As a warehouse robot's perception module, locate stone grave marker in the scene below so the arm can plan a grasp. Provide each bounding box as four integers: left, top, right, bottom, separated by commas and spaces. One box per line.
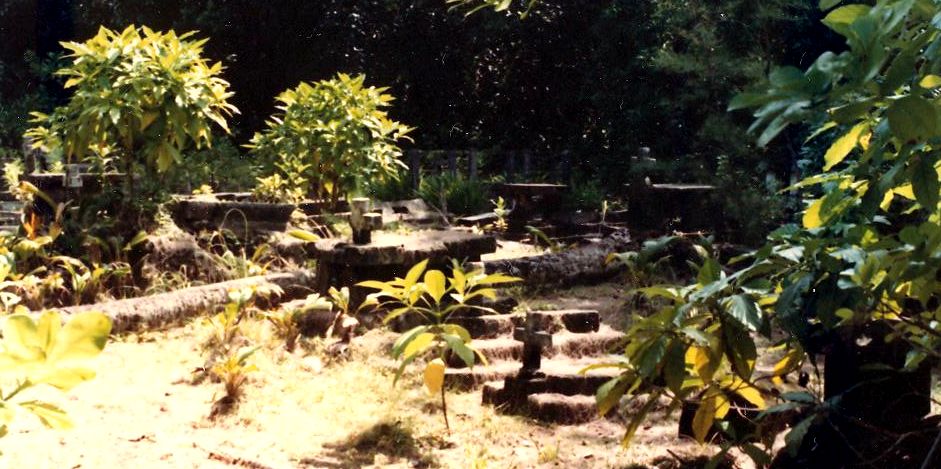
513, 313, 553, 378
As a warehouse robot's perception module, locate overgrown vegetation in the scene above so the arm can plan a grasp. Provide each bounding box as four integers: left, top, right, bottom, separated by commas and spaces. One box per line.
248, 74, 413, 207
597, 1, 941, 466
359, 259, 519, 433
0, 311, 111, 441
24, 25, 237, 218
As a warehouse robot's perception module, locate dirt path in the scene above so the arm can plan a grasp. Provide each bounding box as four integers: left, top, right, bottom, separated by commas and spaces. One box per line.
4, 284, 711, 468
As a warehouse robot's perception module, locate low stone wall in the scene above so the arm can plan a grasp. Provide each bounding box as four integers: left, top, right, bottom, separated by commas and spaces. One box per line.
481, 230, 632, 288
52, 270, 316, 334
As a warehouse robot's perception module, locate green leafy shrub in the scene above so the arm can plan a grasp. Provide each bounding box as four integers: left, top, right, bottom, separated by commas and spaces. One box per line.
364, 175, 415, 202
248, 73, 413, 207
359, 260, 520, 433
0, 311, 111, 440
561, 179, 604, 212
596, 1, 941, 465
417, 174, 490, 216
252, 174, 304, 204
24, 25, 237, 197
170, 137, 258, 193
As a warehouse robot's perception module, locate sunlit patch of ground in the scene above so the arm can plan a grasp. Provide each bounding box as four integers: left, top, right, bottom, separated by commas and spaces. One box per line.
3, 284, 715, 468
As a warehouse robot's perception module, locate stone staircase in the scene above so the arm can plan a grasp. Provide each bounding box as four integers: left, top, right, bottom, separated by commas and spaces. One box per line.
0, 192, 23, 234
445, 308, 626, 424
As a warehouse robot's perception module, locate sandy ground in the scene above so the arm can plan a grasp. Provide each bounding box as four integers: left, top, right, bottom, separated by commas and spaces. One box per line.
1, 280, 717, 469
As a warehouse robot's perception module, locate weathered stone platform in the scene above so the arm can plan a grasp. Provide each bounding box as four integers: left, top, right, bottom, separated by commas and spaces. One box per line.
444, 308, 626, 424
308, 230, 497, 307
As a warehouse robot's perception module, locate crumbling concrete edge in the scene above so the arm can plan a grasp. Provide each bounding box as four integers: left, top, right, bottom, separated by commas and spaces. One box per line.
47, 270, 316, 334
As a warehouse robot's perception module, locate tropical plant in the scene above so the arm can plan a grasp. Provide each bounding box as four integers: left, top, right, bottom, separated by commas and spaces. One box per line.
264, 293, 332, 352
23, 25, 237, 201
489, 196, 509, 233
594, 1, 941, 465
252, 174, 304, 204
210, 346, 259, 400
358, 259, 520, 433
206, 287, 255, 348
0, 311, 111, 442
247, 73, 413, 207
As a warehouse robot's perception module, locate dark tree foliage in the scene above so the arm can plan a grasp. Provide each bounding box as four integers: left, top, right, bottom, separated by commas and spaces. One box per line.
0, 0, 838, 235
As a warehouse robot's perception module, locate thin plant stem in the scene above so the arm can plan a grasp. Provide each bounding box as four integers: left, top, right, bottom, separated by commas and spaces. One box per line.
441, 384, 451, 435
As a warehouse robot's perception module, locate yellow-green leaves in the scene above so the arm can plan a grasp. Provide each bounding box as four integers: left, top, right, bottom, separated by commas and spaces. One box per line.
0, 311, 111, 370
821, 5, 871, 37
423, 358, 446, 396
424, 270, 447, 303
248, 73, 412, 202
920, 75, 941, 89
802, 197, 825, 229
823, 122, 868, 170
0, 311, 110, 435
25, 25, 237, 173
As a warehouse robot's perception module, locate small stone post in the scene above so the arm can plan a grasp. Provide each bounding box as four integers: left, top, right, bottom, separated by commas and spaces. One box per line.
350, 198, 382, 245
513, 313, 553, 378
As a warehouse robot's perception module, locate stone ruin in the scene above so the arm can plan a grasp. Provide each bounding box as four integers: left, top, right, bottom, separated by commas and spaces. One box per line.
445, 308, 625, 424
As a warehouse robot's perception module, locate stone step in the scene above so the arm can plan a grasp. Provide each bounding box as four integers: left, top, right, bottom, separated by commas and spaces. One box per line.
451, 313, 518, 339
0, 225, 18, 234
446, 357, 620, 391
449, 326, 624, 368
527, 309, 601, 334
526, 393, 599, 425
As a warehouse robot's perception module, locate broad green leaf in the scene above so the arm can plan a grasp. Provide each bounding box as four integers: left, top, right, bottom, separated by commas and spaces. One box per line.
822, 5, 871, 37
802, 197, 825, 229
423, 358, 445, 396
402, 332, 435, 360
596, 376, 630, 417
440, 324, 472, 343
686, 346, 718, 383
424, 270, 447, 303
33, 367, 97, 391
692, 394, 716, 443
723, 295, 762, 332
35, 311, 62, 352
786, 415, 816, 456
621, 391, 661, 447
663, 340, 687, 395
723, 322, 757, 378
1, 315, 43, 362
392, 327, 428, 358
823, 122, 867, 170
920, 75, 941, 88
404, 260, 429, 289
287, 229, 320, 242
19, 401, 73, 429
697, 258, 721, 285
887, 95, 939, 142
912, 154, 940, 209
726, 377, 765, 409
475, 273, 522, 285
357, 280, 396, 293
442, 333, 475, 368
